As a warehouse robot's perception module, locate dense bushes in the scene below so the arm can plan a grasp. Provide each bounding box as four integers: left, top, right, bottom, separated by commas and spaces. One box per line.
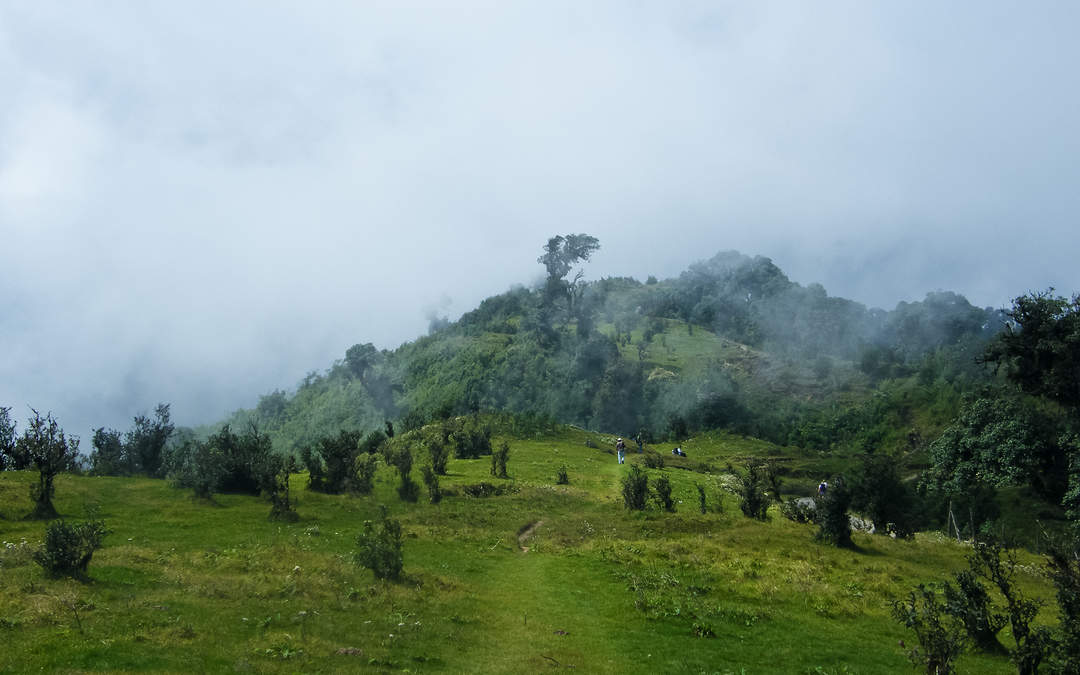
301, 430, 365, 494
622, 466, 649, 510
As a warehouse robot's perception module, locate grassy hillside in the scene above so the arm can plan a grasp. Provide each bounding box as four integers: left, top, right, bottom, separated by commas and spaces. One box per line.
0, 425, 1055, 673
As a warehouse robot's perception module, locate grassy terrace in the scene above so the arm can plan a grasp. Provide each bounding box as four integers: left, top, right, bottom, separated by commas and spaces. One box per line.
0, 428, 1055, 673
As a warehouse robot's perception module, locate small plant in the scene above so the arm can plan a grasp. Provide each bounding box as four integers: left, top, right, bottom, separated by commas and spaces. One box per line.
391, 448, 419, 502
653, 475, 675, 512
556, 466, 569, 485
354, 453, 377, 495
421, 465, 442, 504
266, 455, 299, 522
942, 570, 1006, 653
643, 451, 665, 469
738, 463, 770, 520
427, 437, 449, 475
621, 465, 649, 511
353, 506, 403, 581
33, 518, 109, 579
584, 438, 598, 449
491, 441, 509, 479
697, 483, 707, 514
780, 498, 816, 524
892, 584, 965, 675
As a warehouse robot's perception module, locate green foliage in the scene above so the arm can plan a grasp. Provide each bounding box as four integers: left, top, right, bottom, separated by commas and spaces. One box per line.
426, 436, 449, 475
983, 290, 1080, 412
967, 542, 1052, 675
943, 570, 1007, 653
491, 441, 509, 479
353, 506, 403, 581
780, 498, 816, 524
167, 437, 224, 500
421, 465, 441, 504
33, 518, 109, 579
621, 465, 649, 511
265, 455, 298, 522
738, 463, 770, 520
0, 406, 16, 471
391, 447, 418, 502
556, 465, 569, 485
929, 394, 1068, 502
1045, 539, 1080, 674
851, 452, 915, 538
815, 478, 853, 547
17, 409, 79, 519
353, 453, 377, 495
89, 427, 127, 476
301, 430, 364, 494
892, 584, 965, 674
643, 451, 665, 469
451, 416, 492, 459
213, 424, 274, 495
125, 404, 174, 478
697, 483, 707, 514
652, 475, 674, 512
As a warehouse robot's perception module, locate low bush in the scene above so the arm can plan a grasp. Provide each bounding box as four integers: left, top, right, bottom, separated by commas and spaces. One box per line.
491, 441, 510, 478
556, 466, 569, 485
354, 453, 377, 495
353, 506, 403, 581
653, 475, 675, 512
462, 482, 516, 498
622, 465, 649, 511
421, 465, 442, 504
643, 451, 665, 469
739, 463, 770, 520
780, 498, 815, 524
34, 518, 109, 579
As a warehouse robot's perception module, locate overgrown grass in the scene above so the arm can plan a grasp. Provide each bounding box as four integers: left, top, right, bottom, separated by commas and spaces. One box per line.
0, 427, 1057, 672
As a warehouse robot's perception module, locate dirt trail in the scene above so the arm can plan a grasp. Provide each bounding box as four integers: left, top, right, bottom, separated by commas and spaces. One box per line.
517, 520, 544, 553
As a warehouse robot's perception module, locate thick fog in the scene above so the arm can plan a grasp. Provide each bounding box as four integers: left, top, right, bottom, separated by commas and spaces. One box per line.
1, 2, 1078, 438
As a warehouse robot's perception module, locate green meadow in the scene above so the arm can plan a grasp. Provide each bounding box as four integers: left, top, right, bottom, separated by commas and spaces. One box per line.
0, 427, 1055, 673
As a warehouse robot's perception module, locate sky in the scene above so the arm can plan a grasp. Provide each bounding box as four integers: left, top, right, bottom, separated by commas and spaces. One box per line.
1, 2, 1078, 439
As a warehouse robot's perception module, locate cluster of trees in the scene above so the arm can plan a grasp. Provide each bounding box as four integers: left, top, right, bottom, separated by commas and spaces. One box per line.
88, 404, 174, 477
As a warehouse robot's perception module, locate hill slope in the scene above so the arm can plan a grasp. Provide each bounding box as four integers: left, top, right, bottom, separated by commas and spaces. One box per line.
0, 425, 1050, 673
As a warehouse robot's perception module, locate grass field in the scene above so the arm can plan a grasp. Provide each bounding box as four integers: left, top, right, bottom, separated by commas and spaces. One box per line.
0, 427, 1057, 673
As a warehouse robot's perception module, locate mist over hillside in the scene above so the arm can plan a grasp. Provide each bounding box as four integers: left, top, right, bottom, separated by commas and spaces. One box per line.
207, 247, 1004, 459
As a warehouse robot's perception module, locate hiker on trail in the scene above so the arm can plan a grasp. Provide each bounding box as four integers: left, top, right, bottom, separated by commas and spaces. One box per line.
671, 447, 686, 457
616, 438, 626, 464
635, 433, 644, 453
818, 480, 828, 497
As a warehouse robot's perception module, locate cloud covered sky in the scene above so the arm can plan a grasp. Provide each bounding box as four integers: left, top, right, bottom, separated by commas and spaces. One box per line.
1, 2, 1078, 438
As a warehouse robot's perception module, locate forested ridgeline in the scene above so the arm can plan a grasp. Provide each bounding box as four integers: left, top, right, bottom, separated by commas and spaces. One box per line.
215, 246, 1004, 459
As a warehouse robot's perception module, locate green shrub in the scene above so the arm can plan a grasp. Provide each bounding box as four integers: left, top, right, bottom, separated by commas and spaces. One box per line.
462, 482, 516, 498
739, 463, 770, 520
556, 466, 569, 485
354, 453, 377, 495
353, 506, 403, 581
697, 484, 707, 514
942, 570, 1006, 653
421, 465, 442, 504
815, 478, 853, 547
621, 465, 649, 511
391, 448, 419, 502
892, 584, 965, 675
452, 416, 492, 459
265, 455, 299, 522
301, 430, 363, 494
427, 437, 449, 475
33, 518, 109, 579
643, 451, 665, 469
780, 498, 815, 524
653, 475, 675, 512
491, 441, 509, 479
